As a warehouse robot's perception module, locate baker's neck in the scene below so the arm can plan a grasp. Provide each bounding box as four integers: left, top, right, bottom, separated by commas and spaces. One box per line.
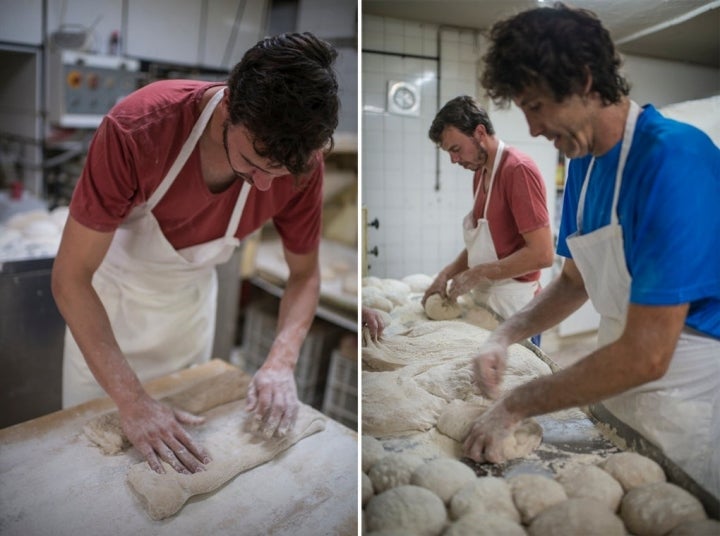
591, 97, 633, 157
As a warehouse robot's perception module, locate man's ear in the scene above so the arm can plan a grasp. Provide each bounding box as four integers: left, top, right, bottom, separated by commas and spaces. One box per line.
473, 123, 487, 142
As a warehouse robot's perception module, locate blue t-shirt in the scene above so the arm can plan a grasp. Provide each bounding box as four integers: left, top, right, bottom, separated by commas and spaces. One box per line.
557, 104, 720, 338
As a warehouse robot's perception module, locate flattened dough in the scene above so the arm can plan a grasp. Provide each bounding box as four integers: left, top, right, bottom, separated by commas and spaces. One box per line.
84, 368, 250, 454
436, 399, 543, 462
127, 403, 325, 520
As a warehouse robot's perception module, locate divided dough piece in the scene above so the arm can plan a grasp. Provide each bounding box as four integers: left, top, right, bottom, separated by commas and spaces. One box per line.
436, 399, 543, 462
600, 451, 666, 492
508, 473, 568, 524
620, 482, 708, 536
528, 498, 625, 536
449, 476, 520, 522
365, 485, 447, 536
409, 458, 477, 503
555, 463, 624, 512
368, 453, 425, 494
424, 293, 461, 320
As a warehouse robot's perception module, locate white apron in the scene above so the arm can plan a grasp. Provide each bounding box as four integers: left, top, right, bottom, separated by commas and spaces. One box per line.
62, 89, 252, 407
566, 101, 720, 498
463, 141, 539, 320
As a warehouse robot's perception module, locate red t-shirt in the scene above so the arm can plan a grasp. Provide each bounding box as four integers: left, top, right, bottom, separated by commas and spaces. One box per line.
471, 146, 549, 282
70, 80, 322, 254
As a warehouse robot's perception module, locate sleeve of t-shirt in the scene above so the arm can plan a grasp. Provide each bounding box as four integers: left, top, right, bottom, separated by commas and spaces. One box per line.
272, 159, 324, 255
69, 116, 140, 232
507, 160, 550, 234
627, 132, 720, 305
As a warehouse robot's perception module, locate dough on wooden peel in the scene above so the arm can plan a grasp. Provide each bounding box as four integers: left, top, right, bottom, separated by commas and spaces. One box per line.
424, 293, 461, 320
620, 482, 707, 536
507, 473, 567, 524
599, 451, 666, 492
528, 498, 625, 536
444, 511, 526, 536
436, 399, 543, 462
84, 368, 250, 454
127, 404, 325, 520
555, 463, 624, 511
365, 485, 447, 536
409, 458, 477, 503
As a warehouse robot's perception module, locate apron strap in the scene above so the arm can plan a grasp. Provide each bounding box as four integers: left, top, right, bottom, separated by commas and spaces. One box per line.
481, 140, 505, 219
147, 89, 225, 209
225, 181, 252, 238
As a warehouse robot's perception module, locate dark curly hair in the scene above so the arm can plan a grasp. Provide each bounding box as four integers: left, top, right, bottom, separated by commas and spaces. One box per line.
428, 95, 495, 144
227, 32, 339, 175
480, 2, 629, 107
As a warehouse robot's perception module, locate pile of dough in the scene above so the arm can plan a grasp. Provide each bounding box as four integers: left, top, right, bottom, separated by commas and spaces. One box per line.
620, 482, 708, 535
424, 293, 462, 321
84, 368, 250, 455
365, 485, 447, 536
127, 404, 325, 520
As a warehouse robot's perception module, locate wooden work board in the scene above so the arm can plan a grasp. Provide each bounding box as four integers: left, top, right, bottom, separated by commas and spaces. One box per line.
0, 360, 358, 535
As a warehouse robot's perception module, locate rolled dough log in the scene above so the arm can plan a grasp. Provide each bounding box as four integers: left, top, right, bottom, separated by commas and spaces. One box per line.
127, 404, 325, 520
436, 399, 543, 462
424, 293, 461, 320
84, 368, 250, 454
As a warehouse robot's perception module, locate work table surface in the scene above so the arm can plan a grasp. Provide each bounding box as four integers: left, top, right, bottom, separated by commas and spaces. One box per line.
0, 360, 357, 536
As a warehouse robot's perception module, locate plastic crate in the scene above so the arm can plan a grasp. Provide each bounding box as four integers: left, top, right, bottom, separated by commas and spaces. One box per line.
241, 295, 342, 408
322, 348, 358, 429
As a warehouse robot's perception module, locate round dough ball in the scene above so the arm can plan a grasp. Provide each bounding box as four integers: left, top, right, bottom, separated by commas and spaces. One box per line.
449, 476, 520, 522
402, 273, 434, 293
444, 511, 526, 536
362, 471, 374, 506
362, 435, 387, 473
410, 458, 477, 504
368, 453, 425, 494
600, 452, 666, 492
365, 485, 447, 536
556, 463, 624, 511
424, 293, 462, 320
621, 482, 707, 536
508, 473, 568, 524
667, 519, 720, 536
529, 498, 625, 536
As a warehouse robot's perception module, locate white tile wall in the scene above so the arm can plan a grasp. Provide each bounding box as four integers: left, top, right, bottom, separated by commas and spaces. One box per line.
361, 14, 558, 282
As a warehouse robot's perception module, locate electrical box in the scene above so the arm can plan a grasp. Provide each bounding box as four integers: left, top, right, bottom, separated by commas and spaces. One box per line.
48, 50, 141, 128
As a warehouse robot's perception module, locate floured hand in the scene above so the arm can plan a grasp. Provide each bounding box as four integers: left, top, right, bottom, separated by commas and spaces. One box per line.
119, 395, 210, 475
472, 341, 508, 399
463, 398, 520, 463
422, 272, 449, 305
246, 365, 299, 439
447, 268, 490, 300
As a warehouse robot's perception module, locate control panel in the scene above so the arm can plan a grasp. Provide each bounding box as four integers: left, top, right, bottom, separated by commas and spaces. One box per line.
48, 50, 142, 128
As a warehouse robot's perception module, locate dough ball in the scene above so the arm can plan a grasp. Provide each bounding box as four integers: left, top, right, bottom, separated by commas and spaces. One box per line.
362, 435, 387, 473
365, 485, 447, 536
444, 511, 526, 536
368, 453, 425, 494
667, 519, 720, 536
362, 276, 383, 288
508, 473, 568, 524
600, 451, 666, 492
436, 400, 543, 462
449, 476, 520, 522
378, 278, 411, 306
424, 293, 461, 320
620, 482, 707, 536
528, 498, 625, 536
362, 287, 394, 312
556, 463, 624, 511
362, 471, 374, 506
402, 273, 434, 293
409, 458, 477, 504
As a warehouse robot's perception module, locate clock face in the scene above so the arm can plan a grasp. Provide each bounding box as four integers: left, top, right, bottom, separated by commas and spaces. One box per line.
393, 86, 417, 110
388, 81, 420, 116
